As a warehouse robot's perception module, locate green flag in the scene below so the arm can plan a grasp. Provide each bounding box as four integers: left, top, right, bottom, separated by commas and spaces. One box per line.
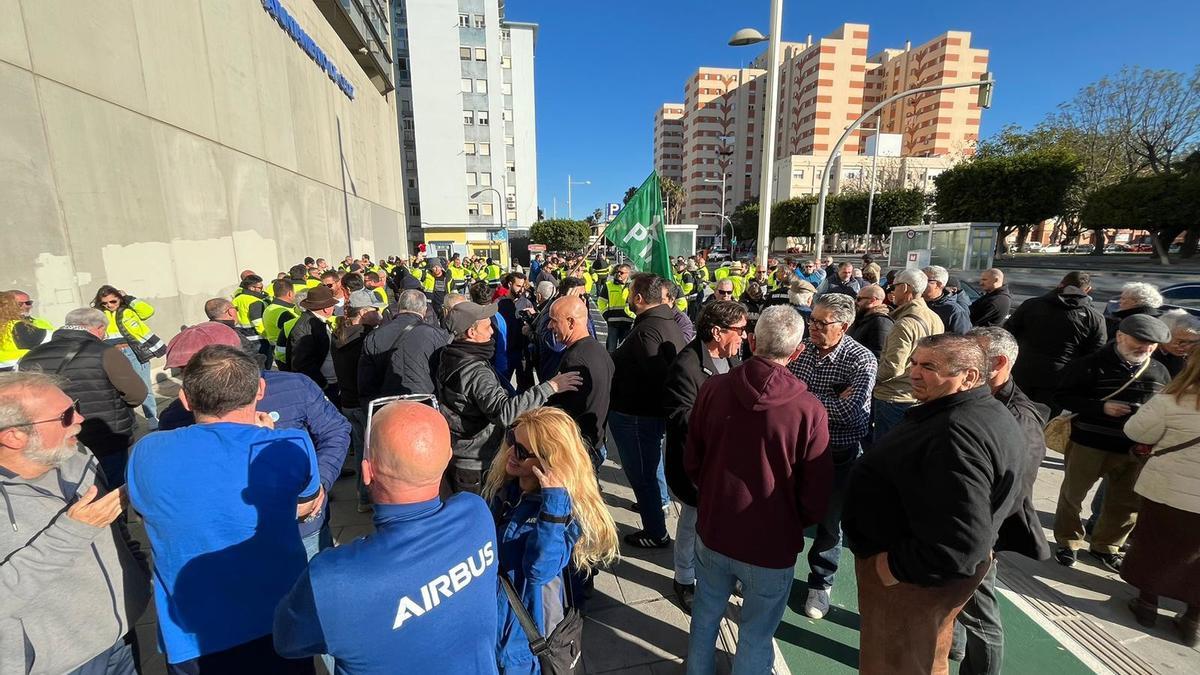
603, 171, 672, 279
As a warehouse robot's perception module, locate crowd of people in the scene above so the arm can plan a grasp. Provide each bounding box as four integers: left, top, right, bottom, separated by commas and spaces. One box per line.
1, 248, 1198, 675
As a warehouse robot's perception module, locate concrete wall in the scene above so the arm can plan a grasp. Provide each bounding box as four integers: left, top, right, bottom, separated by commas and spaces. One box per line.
508, 23, 538, 231
0, 0, 406, 338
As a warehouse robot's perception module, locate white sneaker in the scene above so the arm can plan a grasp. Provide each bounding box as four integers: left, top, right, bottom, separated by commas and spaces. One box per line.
804, 588, 830, 619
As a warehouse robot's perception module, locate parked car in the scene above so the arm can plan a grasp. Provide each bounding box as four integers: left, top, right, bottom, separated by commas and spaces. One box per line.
1104, 243, 1132, 253
1021, 242, 1043, 253
1105, 281, 1200, 319
1132, 243, 1153, 253
1075, 244, 1095, 254
708, 248, 731, 262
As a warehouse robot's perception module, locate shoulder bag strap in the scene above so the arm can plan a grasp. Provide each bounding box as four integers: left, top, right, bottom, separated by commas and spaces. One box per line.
500, 575, 549, 656
1100, 358, 1151, 402
1149, 433, 1200, 459
53, 342, 90, 375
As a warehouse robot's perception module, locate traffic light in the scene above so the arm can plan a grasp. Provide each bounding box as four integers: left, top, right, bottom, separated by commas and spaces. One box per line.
977, 71, 994, 109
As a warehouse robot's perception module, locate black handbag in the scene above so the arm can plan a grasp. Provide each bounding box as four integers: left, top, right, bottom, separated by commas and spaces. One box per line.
500, 573, 584, 675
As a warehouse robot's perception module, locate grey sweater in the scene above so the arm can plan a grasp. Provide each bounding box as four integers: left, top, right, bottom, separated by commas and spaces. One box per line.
0, 450, 149, 674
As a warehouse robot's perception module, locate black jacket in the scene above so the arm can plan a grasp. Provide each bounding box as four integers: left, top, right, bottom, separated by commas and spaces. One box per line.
331, 324, 371, 409
1104, 305, 1162, 342
286, 312, 333, 389
1055, 343, 1171, 453
992, 379, 1052, 560
358, 312, 450, 402
1005, 289, 1106, 407
843, 387, 1025, 586
848, 307, 893, 358
663, 338, 741, 506
20, 329, 147, 457
610, 304, 687, 418
970, 286, 1012, 327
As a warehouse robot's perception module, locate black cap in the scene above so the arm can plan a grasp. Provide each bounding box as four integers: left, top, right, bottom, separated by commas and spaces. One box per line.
1118, 314, 1171, 343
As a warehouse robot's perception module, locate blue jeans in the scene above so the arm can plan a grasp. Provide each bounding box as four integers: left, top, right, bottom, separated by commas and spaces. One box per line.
608, 411, 669, 539
120, 348, 158, 426
68, 637, 137, 675
872, 398, 913, 443
687, 538, 792, 675
951, 560, 1003, 674
674, 502, 699, 585
807, 444, 860, 590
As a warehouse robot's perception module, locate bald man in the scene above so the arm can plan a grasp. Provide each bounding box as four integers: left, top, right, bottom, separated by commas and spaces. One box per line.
547, 296, 615, 465
274, 402, 500, 674
849, 284, 894, 358
970, 268, 1012, 328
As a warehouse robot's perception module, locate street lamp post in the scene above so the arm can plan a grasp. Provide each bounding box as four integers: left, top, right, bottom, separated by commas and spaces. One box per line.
864, 113, 881, 248
567, 175, 590, 220
700, 211, 733, 247
729, 0, 783, 269
813, 74, 994, 258
471, 186, 507, 267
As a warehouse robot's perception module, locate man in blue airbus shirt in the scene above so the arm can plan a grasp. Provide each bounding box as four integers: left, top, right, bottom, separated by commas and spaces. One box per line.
127, 345, 322, 672
274, 400, 500, 674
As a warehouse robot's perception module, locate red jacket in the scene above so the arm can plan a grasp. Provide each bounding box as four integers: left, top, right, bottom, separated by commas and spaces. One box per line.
684, 356, 832, 568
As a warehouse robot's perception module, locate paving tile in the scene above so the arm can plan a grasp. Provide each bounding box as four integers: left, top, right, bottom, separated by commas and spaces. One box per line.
583, 598, 693, 673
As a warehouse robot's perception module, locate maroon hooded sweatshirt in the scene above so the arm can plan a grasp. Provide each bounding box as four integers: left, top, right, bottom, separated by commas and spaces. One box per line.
684, 356, 832, 568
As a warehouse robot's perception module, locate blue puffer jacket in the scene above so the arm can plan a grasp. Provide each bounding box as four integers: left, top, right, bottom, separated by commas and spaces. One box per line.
492, 484, 581, 673
157, 369, 350, 538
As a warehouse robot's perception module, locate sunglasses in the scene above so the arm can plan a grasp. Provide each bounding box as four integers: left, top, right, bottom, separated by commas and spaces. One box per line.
505, 426, 534, 461
19, 300, 33, 306
719, 324, 747, 336
101, 299, 120, 306
716, 290, 733, 297
0, 401, 79, 432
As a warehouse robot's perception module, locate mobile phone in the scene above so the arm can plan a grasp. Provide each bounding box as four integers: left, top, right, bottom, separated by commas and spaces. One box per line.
364, 394, 441, 459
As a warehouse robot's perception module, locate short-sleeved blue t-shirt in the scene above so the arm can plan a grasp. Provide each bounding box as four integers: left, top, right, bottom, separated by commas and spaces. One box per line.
127, 422, 320, 663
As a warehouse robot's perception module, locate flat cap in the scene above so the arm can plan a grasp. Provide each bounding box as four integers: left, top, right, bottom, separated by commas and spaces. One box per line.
1118, 314, 1171, 344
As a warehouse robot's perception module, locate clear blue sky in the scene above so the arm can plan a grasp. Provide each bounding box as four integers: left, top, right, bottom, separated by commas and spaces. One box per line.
506, 0, 1198, 219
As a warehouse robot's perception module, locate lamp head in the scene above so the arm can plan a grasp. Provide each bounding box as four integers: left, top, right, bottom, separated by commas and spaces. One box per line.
729, 28, 767, 46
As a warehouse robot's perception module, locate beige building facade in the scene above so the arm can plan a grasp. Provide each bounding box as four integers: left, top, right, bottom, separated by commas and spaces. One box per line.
1, 0, 406, 334
654, 23, 988, 234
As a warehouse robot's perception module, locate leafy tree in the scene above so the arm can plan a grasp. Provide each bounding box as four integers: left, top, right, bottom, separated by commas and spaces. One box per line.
730, 200, 759, 242
529, 219, 591, 252
1082, 152, 1200, 257
622, 186, 638, 205
660, 176, 686, 224
771, 197, 819, 239
934, 151, 1081, 253
827, 189, 926, 236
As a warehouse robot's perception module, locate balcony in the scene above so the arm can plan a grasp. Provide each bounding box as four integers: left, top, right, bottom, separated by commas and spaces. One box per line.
314, 0, 395, 95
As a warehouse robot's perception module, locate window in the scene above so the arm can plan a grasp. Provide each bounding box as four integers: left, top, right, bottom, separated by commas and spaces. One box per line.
506, 160, 515, 173
476, 79, 488, 94
481, 202, 494, 216
480, 172, 492, 186
458, 14, 470, 27
468, 203, 480, 216
464, 142, 476, 155
501, 82, 512, 96
459, 47, 471, 60
504, 135, 514, 146
502, 109, 513, 122
461, 78, 472, 93
407, 178, 416, 189
475, 48, 486, 61
463, 111, 474, 125
478, 111, 490, 126
507, 209, 517, 221
409, 202, 420, 216
473, 14, 485, 28
397, 57, 408, 73
479, 143, 491, 156
466, 172, 477, 186
792, 170, 805, 180
402, 117, 414, 130
501, 56, 511, 68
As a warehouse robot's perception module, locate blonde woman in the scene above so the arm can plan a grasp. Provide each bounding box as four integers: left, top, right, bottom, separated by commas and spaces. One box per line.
483, 407, 618, 674
1122, 350, 1200, 647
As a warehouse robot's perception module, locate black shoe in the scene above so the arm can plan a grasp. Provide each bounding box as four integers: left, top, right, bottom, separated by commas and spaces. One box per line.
1089, 550, 1124, 573
1055, 546, 1077, 567
673, 581, 695, 614
623, 531, 671, 549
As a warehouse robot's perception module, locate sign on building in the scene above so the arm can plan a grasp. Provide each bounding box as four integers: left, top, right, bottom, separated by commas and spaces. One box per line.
865, 133, 902, 158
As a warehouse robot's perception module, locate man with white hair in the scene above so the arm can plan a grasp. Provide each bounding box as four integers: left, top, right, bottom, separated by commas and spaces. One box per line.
358, 289, 449, 403
788, 279, 818, 321
922, 265, 971, 334
872, 269, 944, 440
1105, 281, 1164, 339
19, 308, 148, 487
685, 305, 832, 673
1155, 309, 1200, 376
0, 372, 149, 675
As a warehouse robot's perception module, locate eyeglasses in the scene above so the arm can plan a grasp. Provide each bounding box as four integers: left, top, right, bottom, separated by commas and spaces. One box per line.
0, 401, 79, 432
808, 318, 845, 329
505, 426, 534, 461
718, 324, 748, 336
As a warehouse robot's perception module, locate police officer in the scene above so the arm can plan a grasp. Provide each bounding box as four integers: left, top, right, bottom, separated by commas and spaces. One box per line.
597, 264, 634, 352
232, 275, 271, 369
262, 279, 301, 369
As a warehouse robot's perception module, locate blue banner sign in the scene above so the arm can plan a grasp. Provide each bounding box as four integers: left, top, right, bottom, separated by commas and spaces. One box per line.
261, 0, 355, 100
